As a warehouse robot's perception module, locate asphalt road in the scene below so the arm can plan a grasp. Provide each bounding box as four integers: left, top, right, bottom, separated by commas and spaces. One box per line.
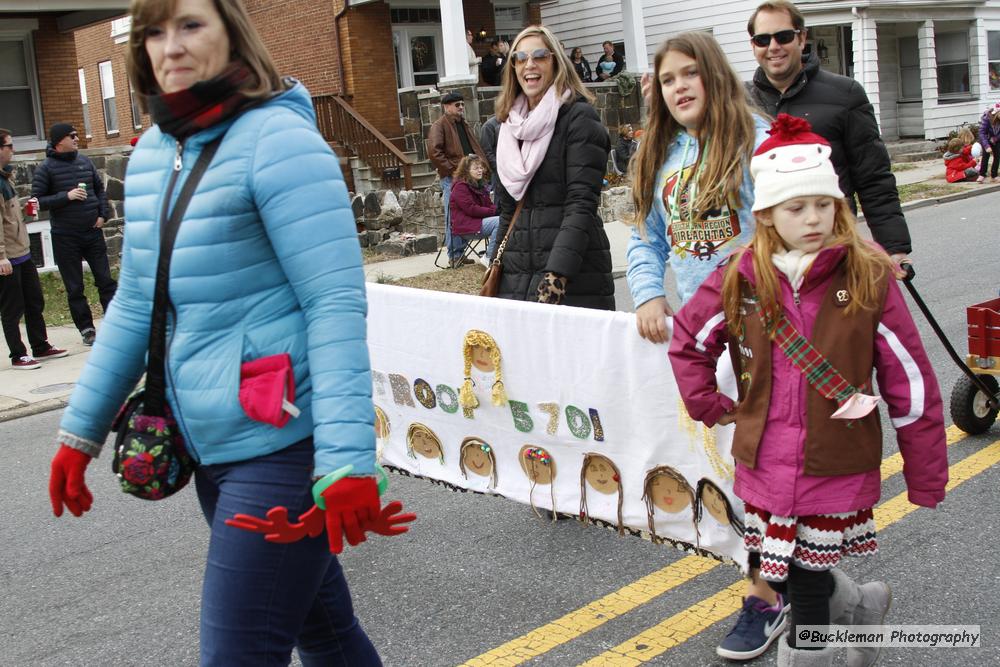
2, 192, 999, 666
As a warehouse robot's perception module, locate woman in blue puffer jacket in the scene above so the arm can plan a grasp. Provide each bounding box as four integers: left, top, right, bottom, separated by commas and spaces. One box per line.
46, 1, 397, 664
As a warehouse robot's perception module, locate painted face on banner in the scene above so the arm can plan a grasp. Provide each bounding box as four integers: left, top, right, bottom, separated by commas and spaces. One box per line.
462, 439, 493, 478
409, 426, 443, 460
519, 446, 556, 484
584, 456, 619, 495
702, 484, 731, 525
471, 344, 495, 372
374, 405, 390, 439
650, 474, 691, 513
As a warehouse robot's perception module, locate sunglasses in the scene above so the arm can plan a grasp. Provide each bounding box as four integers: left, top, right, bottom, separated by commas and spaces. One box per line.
751, 29, 801, 48
512, 48, 552, 65
0, 143, 12, 149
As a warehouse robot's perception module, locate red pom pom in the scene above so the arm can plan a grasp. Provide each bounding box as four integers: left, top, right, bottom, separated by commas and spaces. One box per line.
768, 113, 813, 140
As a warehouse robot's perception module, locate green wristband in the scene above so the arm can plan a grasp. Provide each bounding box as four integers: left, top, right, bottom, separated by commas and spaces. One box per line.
311, 463, 390, 510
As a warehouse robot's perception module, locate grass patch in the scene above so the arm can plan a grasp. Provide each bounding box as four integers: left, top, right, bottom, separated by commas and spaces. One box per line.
891, 162, 919, 172
362, 246, 401, 264
386, 263, 484, 296
40, 268, 119, 327
896, 182, 964, 204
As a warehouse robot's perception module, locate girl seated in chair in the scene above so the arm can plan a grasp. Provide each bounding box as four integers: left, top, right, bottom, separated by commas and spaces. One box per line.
449, 154, 500, 267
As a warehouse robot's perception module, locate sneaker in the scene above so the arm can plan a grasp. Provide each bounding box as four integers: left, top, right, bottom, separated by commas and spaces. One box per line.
81, 328, 96, 346
716, 595, 789, 661
34, 347, 68, 360
12, 355, 40, 370
449, 256, 475, 269
977, 175, 985, 183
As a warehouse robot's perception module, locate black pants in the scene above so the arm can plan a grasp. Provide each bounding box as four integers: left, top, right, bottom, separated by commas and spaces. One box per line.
765, 564, 834, 649
0, 259, 49, 359
980, 143, 1000, 178
51, 229, 117, 333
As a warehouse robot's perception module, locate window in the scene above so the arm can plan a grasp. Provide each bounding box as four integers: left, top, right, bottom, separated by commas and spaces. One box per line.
0, 39, 38, 137
110, 17, 131, 44
78, 69, 92, 137
898, 36, 920, 99
989, 31, 1000, 90
935, 31, 970, 96
389, 8, 441, 23
98, 61, 118, 134
130, 85, 142, 130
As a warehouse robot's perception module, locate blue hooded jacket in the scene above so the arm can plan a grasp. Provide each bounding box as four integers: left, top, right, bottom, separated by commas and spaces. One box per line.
58, 82, 375, 477
626, 114, 770, 308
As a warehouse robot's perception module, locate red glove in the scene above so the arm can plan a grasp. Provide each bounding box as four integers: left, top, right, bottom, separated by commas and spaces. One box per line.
225, 501, 416, 544
226, 505, 326, 543
367, 501, 417, 537
49, 445, 94, 517
321, 476, 379, 554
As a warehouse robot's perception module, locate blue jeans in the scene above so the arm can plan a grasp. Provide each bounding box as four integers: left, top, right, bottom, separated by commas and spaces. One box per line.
468, 215, 500, 261
195, 438, 381, 667
441, 176, 464, 260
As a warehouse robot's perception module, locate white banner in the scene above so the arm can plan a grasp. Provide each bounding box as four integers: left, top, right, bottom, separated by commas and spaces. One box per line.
368, 284, 747, 568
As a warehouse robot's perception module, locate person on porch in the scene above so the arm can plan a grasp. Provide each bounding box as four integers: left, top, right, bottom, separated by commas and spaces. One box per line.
427, 92, 488, 268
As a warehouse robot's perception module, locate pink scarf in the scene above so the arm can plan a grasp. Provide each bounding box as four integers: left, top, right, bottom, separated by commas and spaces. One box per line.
497, 87, 570, 200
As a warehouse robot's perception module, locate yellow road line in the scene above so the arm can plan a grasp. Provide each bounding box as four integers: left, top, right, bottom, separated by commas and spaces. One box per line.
462, 426, 970, 666
459, 556, 719, 667
583, 436, 1000, 665
879, 424, 965, 480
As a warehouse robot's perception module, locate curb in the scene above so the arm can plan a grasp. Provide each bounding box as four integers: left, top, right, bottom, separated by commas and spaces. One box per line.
0, 397, 68, 423
899, 183, 1000, 213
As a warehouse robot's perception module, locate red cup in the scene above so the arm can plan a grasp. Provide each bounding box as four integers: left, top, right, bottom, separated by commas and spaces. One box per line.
24, 198, 38, 217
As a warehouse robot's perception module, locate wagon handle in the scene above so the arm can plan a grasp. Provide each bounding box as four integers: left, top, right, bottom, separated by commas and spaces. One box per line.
902, 264, 1000, 411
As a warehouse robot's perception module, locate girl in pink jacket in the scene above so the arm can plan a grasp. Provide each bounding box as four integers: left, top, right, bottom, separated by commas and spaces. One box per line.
668, 115, 947, 667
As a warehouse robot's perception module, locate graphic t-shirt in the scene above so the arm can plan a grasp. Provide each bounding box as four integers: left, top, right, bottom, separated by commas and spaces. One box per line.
626, 115, 771, 307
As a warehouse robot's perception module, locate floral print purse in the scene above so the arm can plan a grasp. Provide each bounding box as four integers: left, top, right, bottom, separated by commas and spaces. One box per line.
110, 136, 223, 500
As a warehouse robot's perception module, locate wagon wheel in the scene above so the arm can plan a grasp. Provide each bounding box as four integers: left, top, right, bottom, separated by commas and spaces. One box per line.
950, 374, 1000, 435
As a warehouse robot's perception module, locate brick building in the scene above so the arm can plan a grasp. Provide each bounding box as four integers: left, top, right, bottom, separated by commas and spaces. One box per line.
57, 1, 536, 150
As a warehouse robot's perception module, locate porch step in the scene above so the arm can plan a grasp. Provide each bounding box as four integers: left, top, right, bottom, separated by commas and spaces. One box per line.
352, 157, 437, 191
886, 139, 940, 162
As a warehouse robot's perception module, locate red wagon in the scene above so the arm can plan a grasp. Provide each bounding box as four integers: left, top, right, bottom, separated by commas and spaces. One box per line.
951, 297, 1000, 434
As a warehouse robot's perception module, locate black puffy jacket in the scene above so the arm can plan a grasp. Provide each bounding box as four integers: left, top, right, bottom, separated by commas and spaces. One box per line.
749, 54, 911, 255
31, 148, 108, 235
495, 97, 615, 310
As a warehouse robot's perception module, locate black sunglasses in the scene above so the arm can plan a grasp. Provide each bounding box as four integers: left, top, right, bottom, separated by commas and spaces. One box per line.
0, 143, 12, 149
751, 29, 801, 48
511, 48, 552, 65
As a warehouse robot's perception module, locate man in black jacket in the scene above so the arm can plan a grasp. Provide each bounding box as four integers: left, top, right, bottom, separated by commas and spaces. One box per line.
480, 38, 507, 87
747, 0, 911, 264
31, 123, 116, 346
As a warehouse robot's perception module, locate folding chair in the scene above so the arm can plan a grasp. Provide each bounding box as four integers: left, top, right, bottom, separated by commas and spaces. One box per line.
434, 235, 489, 269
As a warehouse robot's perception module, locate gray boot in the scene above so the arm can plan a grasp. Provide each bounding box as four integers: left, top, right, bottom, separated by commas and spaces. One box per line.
776, 634, 837, 666
828, 569, 892, 667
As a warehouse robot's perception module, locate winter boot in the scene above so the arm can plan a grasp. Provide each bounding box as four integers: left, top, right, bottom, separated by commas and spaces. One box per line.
776, 634, 837, 666
828, 569, 892, 667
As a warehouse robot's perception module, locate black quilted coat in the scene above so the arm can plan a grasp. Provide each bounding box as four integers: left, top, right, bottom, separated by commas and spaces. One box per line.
748, 54, 911, 255
495, 97, 615, 310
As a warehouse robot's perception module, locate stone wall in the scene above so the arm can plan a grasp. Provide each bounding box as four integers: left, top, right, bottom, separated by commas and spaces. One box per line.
474, 80, 644, 131
351, 182, 636, 258
12, 150, 636, 266
11, 147, 129, 259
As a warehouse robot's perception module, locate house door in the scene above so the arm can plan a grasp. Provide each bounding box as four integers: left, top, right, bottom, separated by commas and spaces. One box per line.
896, 36, 924, 137
393, 27, 444, 89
